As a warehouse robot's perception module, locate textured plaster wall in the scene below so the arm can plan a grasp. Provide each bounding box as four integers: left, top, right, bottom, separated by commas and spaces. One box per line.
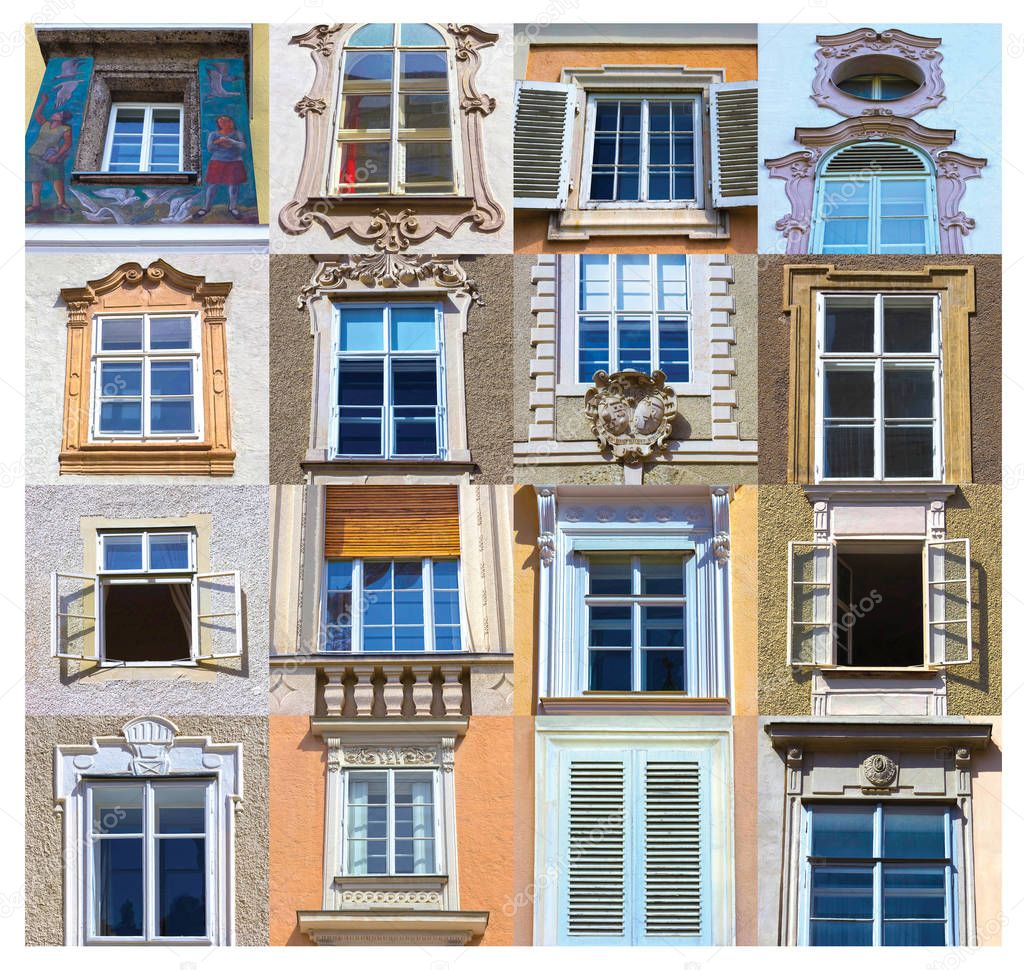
25, 714, 269, 946
269, 716, 324, 946
25, 484, 269, 714
25, 252, 269, 485
757, 255, 1002, 484
758, 23, 1001, 253
269, 23, 514, 254
757, 484, 1000, 715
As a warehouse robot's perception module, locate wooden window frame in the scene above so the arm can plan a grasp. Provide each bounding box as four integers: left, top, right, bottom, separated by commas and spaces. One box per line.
101, 102, 185, 175
59, 260, 234, 476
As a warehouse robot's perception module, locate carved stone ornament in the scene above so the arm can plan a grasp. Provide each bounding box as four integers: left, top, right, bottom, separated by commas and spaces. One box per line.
280, 23, 505, 250
812, 28, 945, 119
121, 716, 178, 776
861, 752, 899, 789
584, 370, 678, 463
342, 746, 437, 767
297, 254, 481, 309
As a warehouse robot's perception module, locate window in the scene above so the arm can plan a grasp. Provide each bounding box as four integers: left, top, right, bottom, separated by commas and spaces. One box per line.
332, 303, 445, 459
331, 23, 458, 196
88, 779, 211, 943
51, 528, 242, 664
92, 313, 202, 441
788, 537, 971, 668
343, 769, 438, 875
816, 293, 941, 481
812, 143, 938, 254
801, 803, 954, 947
585, 554, 689, 692
323, 558, 462, 653
836, 74, 920, 101
102, 103, 183, 174
583, 95, 700, 205
576, 255, 690, 384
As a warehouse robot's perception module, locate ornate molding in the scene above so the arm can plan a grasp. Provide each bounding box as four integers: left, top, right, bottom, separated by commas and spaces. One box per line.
342, 746, 437, 767
280, 23, 504, 249
121, 716, 178, 776
583, 370, 678, 463
812, 28, 945, 119
766, 116, 986, 255
860, 752, 899, 790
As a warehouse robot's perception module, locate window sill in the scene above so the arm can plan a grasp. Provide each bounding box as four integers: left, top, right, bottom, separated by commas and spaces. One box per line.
59, 443, 235, 476
811, 665, 939, 677
540, 693, 730, 715
549, 204, 728, 241
297, 909, 489, 946
72, 170, 199, 186
308, 194, 478, 215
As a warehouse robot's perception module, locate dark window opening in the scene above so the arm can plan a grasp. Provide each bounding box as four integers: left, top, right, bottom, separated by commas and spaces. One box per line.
103, 583, 192, 662
835, 550, 923, 667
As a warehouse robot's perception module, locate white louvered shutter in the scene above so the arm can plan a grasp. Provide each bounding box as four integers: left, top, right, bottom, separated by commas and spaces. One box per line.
561, 756, 628, 943
513, 80, 577, 209
709, 81, 758, 207
926, 538, 972, 666
788, 540, 835, 665
822, 141, 929, 175
640, 757, 704, 943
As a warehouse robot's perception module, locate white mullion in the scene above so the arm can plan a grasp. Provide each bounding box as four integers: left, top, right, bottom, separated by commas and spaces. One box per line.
144, 780, 155, 941
423, 558, 435, 650
631, 555, 642, 690
387, 770, 396, 876
140, 107, 154, 175
874, 294, 884, 480
353, 559, 364, 651
639, 98, 650, 202
649, 254, 660, 369
393, 48, 403, 193
610, 255, 619, 371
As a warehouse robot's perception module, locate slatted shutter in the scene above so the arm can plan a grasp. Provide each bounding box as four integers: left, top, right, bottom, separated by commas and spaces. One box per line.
640, 758, 703, 942
823, 141, 928, 175
788, 540, 835, 665
562, 756, 628, 943
323, 485, 460, 558
926, 538, 972, 665
513, 80, 577, 209
709, 81, 758, 207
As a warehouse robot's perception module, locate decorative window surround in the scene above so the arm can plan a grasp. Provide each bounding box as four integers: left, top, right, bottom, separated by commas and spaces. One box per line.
279, 24, 504, 252
297, 722, 489, 946
811, 29, 945, 119
764, 718, 991, 947
534, 485, 732, 713
298, 255, 478, 480
766, 117, 986, 255
533, 715, 734, 946
517, 255, 755, 480
54, 716, 243, 947
784, 263, 975, 485
59, 260, 234, 475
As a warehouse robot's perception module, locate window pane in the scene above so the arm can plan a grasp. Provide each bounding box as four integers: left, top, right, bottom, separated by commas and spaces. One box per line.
149, 316, 192, 350
578, 316, 609, 382
390, 306, 437, 351
394, 773, 435, 873
402, 141, 453, 192
99, 361, 143, 397
151, 401, 194, 434
644, 649, 684, 690
348, 23, 395, 46
150, 361, 192, 397
399, 23, 445, 46
149, 533, 190, 571
433, 559, 459, 588
338, 359, 384, 407
810, 865, 874, 918
821, 179, 870, 218
393, 409, 438, 454
395, 589, 424, 627
824, 300, 874, 353
809, 920, 873, 946
339, 308, 385, 352
595, 101, 618, 133
328, 560, 354, 591
884, 300, 933, 352
617, 168, 640, 202
149, 109, 181, 171
155, 784, 206, 834
884, 368, 933, 419
616, 255, 651, 311
96, 839, 144, 936
339, 94, 391, 131
589, 605, 632, 647
880, 218, 927, 250
882, 865, 947, 919
433, 589, 460, 626
589, 649, 631, 690
344, 51, 393, 86
400, 51, 448, 90
337, 141, 390, 193
158, 838, 206, 937
617, 317, 652, 372
589, 170, 615, 201
92, 785, 144, 834
883, 921, 947, 946
883, 808, 946, 859
338, 409, 383, 455
658, 317, 690, 382
641, 605, 684, 648
824, 369, 874, 418
365, 560, 393, 590
101, 317, 144, 351
325, 561, 353, 650
589, 557, 632, 595
109, 108, 145, 172
880, 179, 927, 217
103, 534, 144, 571
825, 427, 874, 478
392, 360, 437, 405
822, 217, 870, 252
885, 426, 933, 478
579, 255, 611, 311
656, 255, 687, 311
100, 401, 143, 434
640, 556, 685, 596
810, 806, 874, 858
401, 93, 450, 130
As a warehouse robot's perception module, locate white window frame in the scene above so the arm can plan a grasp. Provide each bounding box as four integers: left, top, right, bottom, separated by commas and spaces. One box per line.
572, 254, 692, 386
90, 312, 204, 443
85, 777, 215, 945
580, 93, 704, 209
320, 556, 465, 654
101, 103, 185, 174
814, 291, 943, 483
797, 802, 957, 947
327, 24, 464, 197
330, 302, 447, 461
340, 767, 441, 877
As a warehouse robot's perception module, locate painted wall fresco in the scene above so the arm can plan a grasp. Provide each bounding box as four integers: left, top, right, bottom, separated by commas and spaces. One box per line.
25, 56, 258, 226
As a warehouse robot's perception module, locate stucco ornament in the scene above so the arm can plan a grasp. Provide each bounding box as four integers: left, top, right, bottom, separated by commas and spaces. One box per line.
584, 370, 678, 463
861, 753, 899, 789
122, 716, 178, 776
343, 746, 437, 767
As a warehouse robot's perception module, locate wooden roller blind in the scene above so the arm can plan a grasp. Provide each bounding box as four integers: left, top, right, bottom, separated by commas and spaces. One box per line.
324, 485, 460, 558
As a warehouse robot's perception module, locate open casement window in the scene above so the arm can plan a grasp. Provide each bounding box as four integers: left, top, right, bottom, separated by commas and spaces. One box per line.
811, 143, 939, 255
330, 23, 460, 197
708, 81, 758, 207
788, 540, 835, 666
513, 80, 577, 208
926, 538, 972, 666
558, 749, 707, 946
799, 803, 955, 947
330, 303, 446, 460
816, 292, 942, 482
101, 103, 184, 174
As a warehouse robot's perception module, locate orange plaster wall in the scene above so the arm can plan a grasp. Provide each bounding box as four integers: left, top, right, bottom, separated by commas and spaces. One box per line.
269, 716, 325, 946
455, 716, 516, 945
971, 715, 1003, 945
731, 485, 758, 717
513, 485, 539, 716
512, 714, 537, 944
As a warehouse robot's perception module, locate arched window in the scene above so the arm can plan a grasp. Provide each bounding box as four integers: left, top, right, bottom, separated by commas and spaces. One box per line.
811, 141, 938, 254
330, 23, 459, 197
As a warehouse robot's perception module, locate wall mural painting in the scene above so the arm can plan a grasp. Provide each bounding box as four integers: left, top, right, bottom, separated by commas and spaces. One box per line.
25, 56, 258, 226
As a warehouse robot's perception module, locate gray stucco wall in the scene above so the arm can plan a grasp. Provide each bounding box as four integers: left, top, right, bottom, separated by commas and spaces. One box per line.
25, 485, 269, 715
25, 714, 269, 946
25, 252, 269, 485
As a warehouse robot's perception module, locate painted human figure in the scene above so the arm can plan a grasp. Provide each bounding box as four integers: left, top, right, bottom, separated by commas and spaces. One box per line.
26, 92, 73, 214
195, 115, 247, 219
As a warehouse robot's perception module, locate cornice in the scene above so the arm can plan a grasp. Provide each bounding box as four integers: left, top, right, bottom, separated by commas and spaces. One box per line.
764, 717, 992, 751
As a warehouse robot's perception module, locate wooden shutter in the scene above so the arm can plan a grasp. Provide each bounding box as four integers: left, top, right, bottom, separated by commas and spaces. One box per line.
51, 571, 98, 660
926, 538, 972, 665
324, 485, 460, 558
513, 80, 577, 209
565, 758, 627, 941
709, 81, 758, 207
788, 540, 835, 665
641, 759, 702, 940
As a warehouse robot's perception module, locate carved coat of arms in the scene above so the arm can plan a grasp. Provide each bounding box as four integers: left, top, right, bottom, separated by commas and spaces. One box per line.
583, 370, 677, 463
